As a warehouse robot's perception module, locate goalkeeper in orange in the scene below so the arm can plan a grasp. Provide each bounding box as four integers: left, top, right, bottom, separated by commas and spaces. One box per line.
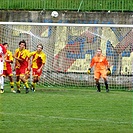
87, 48, 111, 92
29, 44, 46, 92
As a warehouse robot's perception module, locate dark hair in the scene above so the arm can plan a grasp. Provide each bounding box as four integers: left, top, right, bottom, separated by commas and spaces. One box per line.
2, 42, 8, 46
97, 48, 102, 52
19, 40, 26, 48
37, 44, 43, 49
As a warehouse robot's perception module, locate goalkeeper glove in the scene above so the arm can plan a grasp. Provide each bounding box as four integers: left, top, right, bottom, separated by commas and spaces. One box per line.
107, 68, 111, 76
87, 68, 91, 74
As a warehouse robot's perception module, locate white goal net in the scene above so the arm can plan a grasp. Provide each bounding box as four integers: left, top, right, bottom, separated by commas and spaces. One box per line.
0, 22, 133, 90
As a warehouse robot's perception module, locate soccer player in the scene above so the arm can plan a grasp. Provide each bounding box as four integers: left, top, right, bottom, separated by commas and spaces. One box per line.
29, 44, 46, 92
87, 48, 111, 92
23, 45, 31, 82
13, 40, 30, 93
2, 43, 16, 93
0, 43, 7, 94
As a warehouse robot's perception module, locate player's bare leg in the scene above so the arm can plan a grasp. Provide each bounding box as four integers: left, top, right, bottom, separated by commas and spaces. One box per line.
9, 76, 16, 93
0, 61, 4, 93
20, 76, 29, 94
31, 76, 39, 92
0, 75, 4, 94
16, 76, 21, 93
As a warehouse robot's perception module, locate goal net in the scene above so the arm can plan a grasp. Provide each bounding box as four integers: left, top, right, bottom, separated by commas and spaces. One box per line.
0, 22, 133, 90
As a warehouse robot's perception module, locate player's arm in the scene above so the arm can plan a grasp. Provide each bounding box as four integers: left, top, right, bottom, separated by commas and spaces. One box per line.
38, 63, 45, 71
87, 58, 95, 74
90, 58, 95, 68
3, 52, 7, 59
5, 59, 13, 63
40, 55, 46, 69
13, 49, 23, 62
104, 58, 110, 69
104, 57, 111, 75
26, 50, 31, 70
27, 57, 31, 71
14, 57, 23, 62
13, 53, 23, 62
27, 51, 35, 70
28, 51, 35, 58
15, 50, 27, 62
104, 57, 110, 68
2, 44, 7, 55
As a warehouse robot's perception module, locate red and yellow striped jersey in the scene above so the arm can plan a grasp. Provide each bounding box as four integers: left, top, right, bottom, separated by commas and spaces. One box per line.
4, 50, 13, 70
14, 48, 28, 68
29, 51, 46, 69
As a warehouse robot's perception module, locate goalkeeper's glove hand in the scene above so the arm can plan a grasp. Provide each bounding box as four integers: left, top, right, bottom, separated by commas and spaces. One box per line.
107, 68, 111, 76
87, 68, 91, 74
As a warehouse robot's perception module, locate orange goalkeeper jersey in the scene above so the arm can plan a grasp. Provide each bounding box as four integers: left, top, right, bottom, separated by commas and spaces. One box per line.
90, 54, 109, 71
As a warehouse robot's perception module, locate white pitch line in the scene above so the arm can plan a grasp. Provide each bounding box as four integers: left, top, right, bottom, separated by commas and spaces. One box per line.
0, 112, 132, 125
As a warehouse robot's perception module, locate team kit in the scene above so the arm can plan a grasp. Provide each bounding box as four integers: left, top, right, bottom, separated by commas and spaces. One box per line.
0, 40, 46, 94
0, 41, 111, 94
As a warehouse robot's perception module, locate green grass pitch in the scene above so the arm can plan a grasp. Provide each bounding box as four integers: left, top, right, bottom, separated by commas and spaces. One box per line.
0, 84, 133, 133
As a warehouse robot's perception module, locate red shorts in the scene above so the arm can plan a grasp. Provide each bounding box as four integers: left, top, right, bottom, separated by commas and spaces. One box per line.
32, 68, 42, 77
16, 66, 26, 76
3, 68, 13, 77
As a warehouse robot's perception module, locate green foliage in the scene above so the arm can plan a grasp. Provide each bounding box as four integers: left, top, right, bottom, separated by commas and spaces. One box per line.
0, 85, 132, 133
0, 0, 132, 11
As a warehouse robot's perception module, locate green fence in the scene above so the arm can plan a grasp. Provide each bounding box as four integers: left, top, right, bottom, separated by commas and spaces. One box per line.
0, 0, 132, 12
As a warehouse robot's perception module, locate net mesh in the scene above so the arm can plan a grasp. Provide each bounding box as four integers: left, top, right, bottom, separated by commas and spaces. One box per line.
0, 23, 133, 90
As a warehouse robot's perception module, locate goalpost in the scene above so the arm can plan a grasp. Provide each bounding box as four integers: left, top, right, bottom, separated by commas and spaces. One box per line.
0, 22, 133, 90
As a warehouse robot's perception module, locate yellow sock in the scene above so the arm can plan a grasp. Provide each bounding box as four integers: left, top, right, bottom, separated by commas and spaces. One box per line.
24, 82, 29, 88
32, 82, 36, 89
16, 81, 20, 90
10, 82, 14, 90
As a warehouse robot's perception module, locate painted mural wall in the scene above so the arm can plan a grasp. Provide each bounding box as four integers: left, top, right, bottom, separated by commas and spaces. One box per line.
0, 11, 133, 75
